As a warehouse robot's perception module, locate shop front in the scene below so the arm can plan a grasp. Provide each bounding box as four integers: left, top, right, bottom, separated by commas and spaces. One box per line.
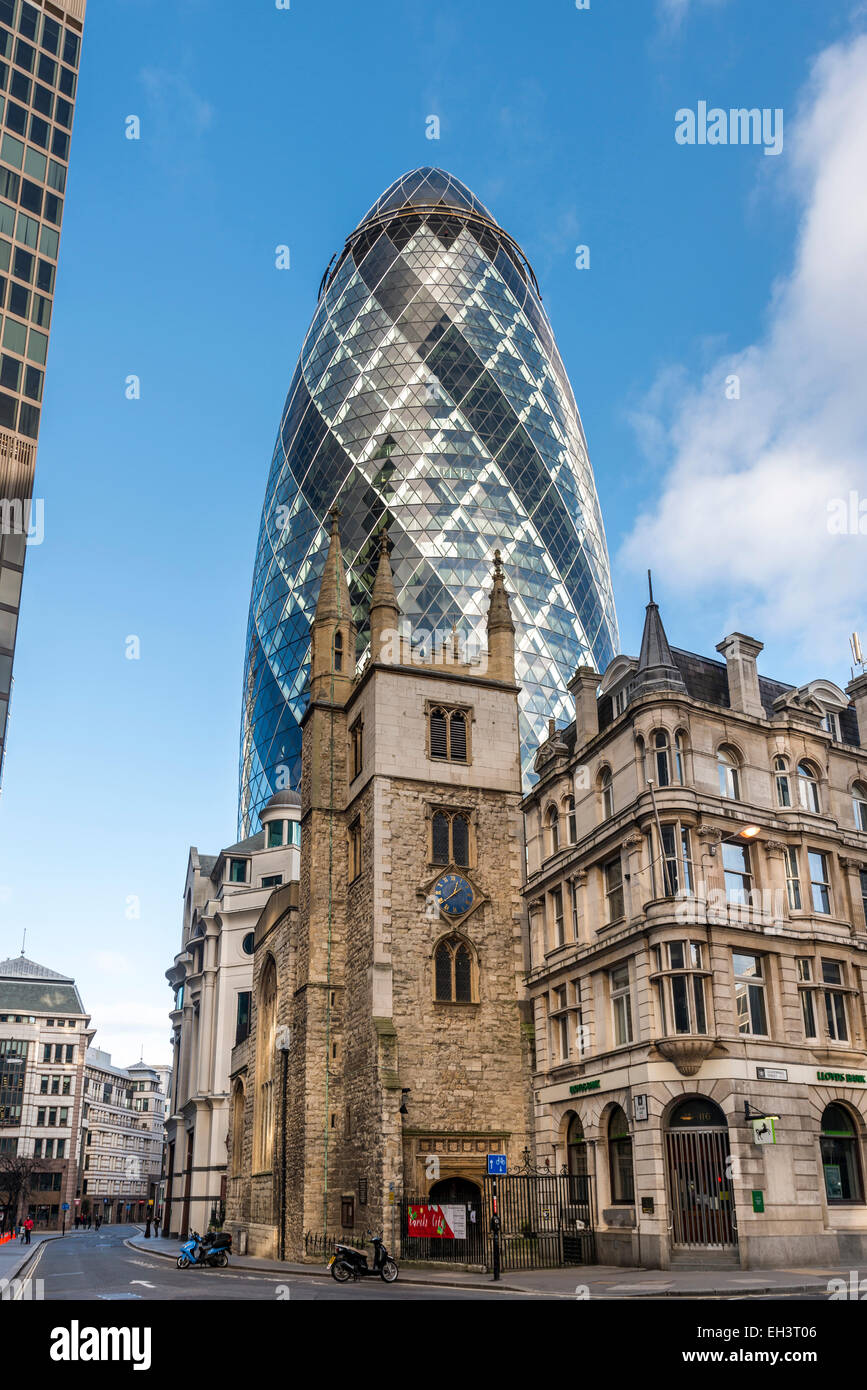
537, 1062, 867, 1269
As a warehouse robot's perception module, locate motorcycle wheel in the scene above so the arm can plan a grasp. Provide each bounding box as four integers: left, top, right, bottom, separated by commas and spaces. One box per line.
380, 1259, 399, 1283
331, 1259, 353, 1283
215, 1253, 229, 1268
177, 1255, 190, 1269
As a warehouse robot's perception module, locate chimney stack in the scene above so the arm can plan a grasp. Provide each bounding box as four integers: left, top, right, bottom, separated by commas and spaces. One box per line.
846, 671, 867, 748
568, 666, 599, 746
716, 633, 765, 719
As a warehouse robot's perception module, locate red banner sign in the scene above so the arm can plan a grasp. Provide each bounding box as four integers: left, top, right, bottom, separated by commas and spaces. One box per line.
406, 1204, 458, 1239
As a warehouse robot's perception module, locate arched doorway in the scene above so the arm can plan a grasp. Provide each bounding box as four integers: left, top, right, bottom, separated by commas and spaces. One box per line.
427, 1177, 483, 1261
665, 1097, 737, 1252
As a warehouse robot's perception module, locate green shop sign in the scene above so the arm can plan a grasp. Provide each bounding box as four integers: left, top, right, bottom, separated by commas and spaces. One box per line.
817, 1072, 866, 1084
569, 1079, 601, 1095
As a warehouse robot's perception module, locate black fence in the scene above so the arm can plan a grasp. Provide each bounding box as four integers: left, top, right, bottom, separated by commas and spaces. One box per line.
401, 1194, 486, 1266
483, 1172, 595, 1269
303, 1231, 342, 1258
400, 1174, 595, 1271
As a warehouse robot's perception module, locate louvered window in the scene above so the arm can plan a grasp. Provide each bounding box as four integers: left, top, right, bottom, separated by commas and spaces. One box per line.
430, 707, 448, 758
449, 711, 467, 761
429, 705, 470, 762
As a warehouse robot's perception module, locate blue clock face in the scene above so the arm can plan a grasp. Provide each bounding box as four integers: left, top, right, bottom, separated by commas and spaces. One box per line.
434, 873, 474, 917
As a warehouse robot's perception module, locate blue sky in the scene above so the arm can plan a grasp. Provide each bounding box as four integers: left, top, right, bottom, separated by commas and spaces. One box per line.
1, 0, 864, 1062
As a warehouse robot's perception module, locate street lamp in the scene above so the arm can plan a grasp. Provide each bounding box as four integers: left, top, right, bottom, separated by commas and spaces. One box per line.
708, 825, 761, 855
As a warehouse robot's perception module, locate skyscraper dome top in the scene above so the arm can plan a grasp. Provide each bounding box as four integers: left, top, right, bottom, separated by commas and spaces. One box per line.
356, 167, 495, 230
320, 166, 540, 301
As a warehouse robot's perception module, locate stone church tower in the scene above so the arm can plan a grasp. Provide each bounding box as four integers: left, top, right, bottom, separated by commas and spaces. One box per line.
237, 511, 533, 1257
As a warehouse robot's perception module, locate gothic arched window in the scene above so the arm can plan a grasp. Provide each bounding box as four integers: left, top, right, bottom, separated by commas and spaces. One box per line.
434, 937, 476, 1003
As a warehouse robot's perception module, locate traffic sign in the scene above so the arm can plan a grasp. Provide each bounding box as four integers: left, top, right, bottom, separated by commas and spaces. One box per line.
61, 1203, 70, 1211
486, 1153, 507, 1176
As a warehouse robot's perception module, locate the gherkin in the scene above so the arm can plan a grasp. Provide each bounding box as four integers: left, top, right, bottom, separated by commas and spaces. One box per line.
239, 168, 618, 834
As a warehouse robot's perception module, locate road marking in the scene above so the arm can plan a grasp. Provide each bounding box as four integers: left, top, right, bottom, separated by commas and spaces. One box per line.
130, 1281, 155, 1288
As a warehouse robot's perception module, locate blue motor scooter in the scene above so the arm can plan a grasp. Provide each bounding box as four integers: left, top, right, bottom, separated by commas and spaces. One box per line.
176, 1229, 232, 1269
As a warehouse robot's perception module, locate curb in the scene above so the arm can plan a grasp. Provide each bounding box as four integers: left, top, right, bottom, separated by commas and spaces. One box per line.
1, 1231, 66, 1287
122, 1238, 557, 1295
121, 1240, 831, 1299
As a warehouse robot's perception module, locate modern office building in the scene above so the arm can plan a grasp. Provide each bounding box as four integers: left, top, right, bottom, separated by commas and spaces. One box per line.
0, 952, 91, 1230
0, 0, 85, 787
239, 166, 618, 833
523, 597, 867, 1269
77, 1050, 168, 1226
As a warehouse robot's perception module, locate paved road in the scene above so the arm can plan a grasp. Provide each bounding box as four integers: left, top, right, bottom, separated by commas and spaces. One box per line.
26, 1225, 515, 1301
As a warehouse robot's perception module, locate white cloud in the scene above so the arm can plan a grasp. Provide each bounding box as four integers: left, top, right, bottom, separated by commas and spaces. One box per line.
621, 34, 867, 671
656, 0, 730, 33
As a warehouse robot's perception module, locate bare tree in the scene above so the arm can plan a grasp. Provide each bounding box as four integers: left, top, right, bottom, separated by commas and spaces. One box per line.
0, 1153, 38, 1230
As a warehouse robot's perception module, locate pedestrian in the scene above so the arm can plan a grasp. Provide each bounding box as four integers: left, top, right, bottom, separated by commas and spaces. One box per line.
153, 1214, 159, 1237
23, 1217, 33, 1245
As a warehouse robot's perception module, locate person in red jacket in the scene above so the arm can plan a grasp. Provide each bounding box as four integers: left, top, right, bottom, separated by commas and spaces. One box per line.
23, 1217, 33, 1245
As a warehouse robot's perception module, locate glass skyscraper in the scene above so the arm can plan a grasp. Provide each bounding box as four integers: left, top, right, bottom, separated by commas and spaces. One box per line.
0, 0, 85, 787
240, 168, 618, 833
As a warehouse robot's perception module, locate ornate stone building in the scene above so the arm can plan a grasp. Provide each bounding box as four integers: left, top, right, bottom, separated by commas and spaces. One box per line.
524, 590, 867, 1268
0, 954, 91, 1230
227, 514, 532, 1258
78, 1050, 167, 1225
163, 797, 301, 1237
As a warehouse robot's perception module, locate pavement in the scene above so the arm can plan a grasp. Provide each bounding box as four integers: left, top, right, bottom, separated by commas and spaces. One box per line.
0, 1230, 64, 1286
124, 1231, 841, 1298
26, 1225, 510, 1301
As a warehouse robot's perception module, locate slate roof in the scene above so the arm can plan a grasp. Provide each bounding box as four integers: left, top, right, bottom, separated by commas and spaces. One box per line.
595, 647, 860, 745
0, 955, 72, 981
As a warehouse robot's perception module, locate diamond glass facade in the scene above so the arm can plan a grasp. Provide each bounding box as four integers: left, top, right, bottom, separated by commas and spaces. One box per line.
240, 168, 618, 833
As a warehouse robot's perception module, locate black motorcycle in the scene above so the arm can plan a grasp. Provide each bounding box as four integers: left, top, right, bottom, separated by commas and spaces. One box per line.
329, 1233, 398, 1283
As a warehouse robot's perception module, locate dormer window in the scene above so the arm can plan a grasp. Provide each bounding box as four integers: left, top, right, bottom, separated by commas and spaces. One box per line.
820, 710, 840, 740
229, 858, 248, 884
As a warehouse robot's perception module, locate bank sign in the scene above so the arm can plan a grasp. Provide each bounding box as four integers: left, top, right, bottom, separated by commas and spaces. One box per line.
817, 1071, 866, 1084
